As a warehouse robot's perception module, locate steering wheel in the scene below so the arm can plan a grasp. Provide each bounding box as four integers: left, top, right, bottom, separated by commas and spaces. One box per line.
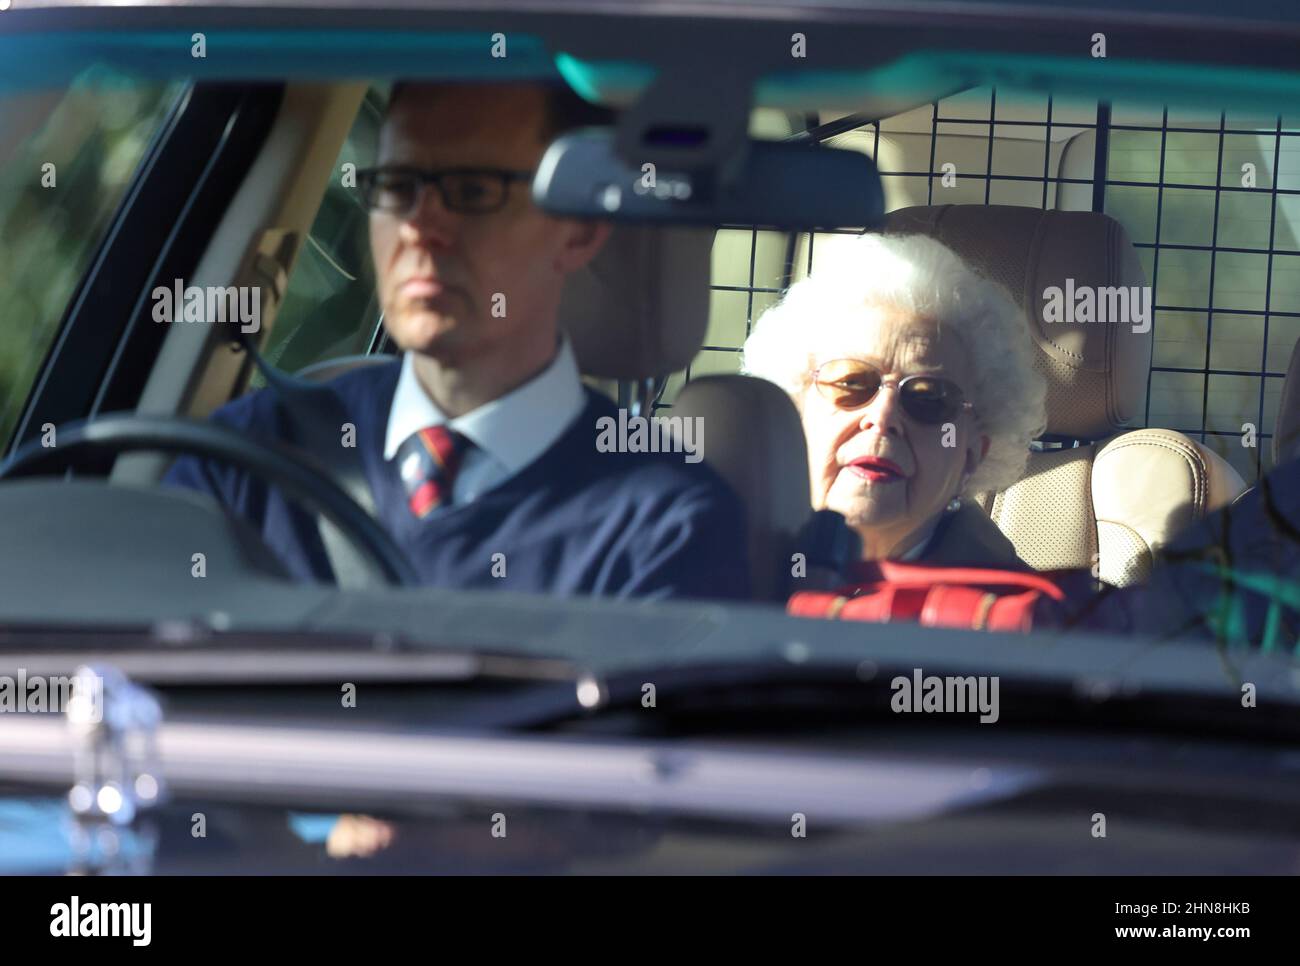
0, 413, 421, 588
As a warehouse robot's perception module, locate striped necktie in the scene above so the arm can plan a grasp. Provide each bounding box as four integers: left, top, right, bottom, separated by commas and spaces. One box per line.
395, 425, 471, 518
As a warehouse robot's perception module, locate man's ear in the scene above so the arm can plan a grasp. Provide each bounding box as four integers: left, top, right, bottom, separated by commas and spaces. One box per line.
554, 219, 613, 274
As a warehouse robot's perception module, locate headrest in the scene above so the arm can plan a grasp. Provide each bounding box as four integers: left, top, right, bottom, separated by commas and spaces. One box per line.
884, 205, 1151, 440
671, 374, 810, 601
1276, 337, 1300, 466
559, 225, 716, 381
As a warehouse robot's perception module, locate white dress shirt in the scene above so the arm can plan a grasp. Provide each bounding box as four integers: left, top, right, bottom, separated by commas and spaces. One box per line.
383, 338, 586, 506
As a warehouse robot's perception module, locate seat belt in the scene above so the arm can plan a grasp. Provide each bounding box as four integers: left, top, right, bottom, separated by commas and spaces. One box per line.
243, 346, 384, 588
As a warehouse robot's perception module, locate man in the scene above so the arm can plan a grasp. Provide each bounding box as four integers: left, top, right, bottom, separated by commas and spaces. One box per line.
165, 81, 749, 601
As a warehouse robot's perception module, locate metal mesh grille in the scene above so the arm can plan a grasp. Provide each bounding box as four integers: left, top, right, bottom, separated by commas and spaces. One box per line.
1114, 106, 1300, 485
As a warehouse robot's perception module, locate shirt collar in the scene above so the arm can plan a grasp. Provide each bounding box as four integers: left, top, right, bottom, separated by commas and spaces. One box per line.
384, 338, 585, 474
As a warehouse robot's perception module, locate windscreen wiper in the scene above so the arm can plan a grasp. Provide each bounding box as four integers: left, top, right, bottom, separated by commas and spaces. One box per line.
0, 621, 600, 694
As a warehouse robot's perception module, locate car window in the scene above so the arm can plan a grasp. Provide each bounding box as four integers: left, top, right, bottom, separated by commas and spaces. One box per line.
0, 71, 183, 446
248, 86, 387, 389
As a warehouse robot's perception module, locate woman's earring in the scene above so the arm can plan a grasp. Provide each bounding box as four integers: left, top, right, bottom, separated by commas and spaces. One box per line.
947, 472, 970, 512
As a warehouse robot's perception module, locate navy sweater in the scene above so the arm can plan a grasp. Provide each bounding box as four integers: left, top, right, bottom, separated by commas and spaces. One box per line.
163, 360, 750, 601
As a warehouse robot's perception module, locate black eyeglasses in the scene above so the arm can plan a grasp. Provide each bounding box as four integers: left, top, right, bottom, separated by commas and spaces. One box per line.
811, 359, 973, 425
356, 165, 533, 216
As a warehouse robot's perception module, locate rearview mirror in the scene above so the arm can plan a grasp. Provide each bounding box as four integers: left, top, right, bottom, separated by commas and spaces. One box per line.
533, 128, 885, 231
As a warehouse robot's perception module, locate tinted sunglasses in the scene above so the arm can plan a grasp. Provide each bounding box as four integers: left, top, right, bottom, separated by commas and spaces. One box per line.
811, 359, 973, 425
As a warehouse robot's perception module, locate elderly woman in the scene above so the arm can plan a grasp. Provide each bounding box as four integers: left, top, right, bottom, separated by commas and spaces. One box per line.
743, 232, 1046, 570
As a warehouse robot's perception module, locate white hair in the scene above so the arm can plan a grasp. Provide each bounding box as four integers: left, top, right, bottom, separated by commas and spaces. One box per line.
741, 232, 1047, 495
